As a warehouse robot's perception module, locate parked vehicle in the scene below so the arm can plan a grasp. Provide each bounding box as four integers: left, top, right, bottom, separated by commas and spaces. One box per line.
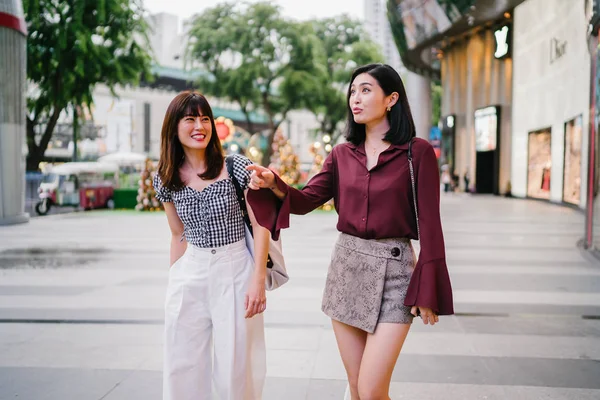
35, 162, 119, 216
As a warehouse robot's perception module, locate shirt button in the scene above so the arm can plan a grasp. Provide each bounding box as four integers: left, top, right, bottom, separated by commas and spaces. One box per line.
362, 217, 366, 222
211, 249, 216, 254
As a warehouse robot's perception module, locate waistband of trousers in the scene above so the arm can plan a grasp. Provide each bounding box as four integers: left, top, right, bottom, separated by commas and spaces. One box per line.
188, 238, 247, 256
336, 232, 411, 259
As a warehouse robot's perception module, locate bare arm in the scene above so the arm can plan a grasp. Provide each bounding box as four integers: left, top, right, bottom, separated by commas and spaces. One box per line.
244, 189, 270, 318
246, 189, 270, 278
163, 202, 187, 266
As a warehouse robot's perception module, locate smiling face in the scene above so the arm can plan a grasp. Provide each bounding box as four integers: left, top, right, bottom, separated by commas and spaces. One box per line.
177, 113, 213, 151
349, 72, 392, 125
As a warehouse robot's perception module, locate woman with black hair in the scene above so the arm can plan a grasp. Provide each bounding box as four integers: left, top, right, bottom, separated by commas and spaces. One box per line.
246, 64, 453, 399
154, 91, 269, 400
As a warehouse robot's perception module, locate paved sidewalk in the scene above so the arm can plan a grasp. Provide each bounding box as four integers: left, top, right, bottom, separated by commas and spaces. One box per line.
0, 194, 599, 399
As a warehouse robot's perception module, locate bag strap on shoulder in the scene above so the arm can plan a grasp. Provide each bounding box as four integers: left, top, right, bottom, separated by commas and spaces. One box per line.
226, 155, 274, 268
226, 156, 252, 231
407, 139, 420, 240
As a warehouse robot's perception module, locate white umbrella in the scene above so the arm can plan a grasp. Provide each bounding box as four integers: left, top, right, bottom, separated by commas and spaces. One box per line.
97, 152, 147, 166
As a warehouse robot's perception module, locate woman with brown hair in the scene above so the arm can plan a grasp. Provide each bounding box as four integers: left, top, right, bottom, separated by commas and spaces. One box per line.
153, 91, 270, 400
246, 64, 454, 400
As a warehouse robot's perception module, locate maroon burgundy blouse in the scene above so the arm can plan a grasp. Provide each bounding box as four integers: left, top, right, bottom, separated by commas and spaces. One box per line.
247, 137, 454, 315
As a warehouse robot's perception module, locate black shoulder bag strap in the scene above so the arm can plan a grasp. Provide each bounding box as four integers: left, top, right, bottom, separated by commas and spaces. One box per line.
226, 156, 252, 232
225, 155, 274, 268
407, 139, 420, 240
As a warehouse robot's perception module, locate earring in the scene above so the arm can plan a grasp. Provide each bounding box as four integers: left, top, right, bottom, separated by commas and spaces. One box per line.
387, 106, 391, 112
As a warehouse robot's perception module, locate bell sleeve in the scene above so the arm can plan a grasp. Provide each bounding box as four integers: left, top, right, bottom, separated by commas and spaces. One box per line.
403, 141, 454, 315
247, 147, 336, 240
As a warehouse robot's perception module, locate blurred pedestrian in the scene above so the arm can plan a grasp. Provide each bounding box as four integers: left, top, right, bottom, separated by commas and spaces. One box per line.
154, 91, 269, 400
463, 170, 470, 193
441, 168, 451, 192
246, 64, 454, 400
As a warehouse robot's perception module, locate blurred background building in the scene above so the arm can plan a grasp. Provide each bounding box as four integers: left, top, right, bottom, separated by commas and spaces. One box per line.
388, 0, 591, 201
91, 12, 318, 165
388, 0, 600, 256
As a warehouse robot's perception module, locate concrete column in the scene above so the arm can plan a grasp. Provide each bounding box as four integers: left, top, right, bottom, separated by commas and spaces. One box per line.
405, 71, 432, 140
0, 0, 29, 225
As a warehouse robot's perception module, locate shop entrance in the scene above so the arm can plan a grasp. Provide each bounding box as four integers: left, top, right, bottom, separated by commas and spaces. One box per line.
474, 106, 501, 194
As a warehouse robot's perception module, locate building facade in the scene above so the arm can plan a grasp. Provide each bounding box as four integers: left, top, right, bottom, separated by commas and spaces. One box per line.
0, 0, 28, 225
511, 0, 590, 208
440, 22, 514, 195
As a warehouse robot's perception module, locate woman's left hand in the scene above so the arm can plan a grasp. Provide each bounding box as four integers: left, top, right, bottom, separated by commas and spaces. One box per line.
411, 306, 439, 326
245, 274, 267, 319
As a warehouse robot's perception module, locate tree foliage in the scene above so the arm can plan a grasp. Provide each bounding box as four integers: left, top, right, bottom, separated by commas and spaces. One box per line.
307, 16, 383, 142
186, 2, 323, 165
24, 0, 153, 171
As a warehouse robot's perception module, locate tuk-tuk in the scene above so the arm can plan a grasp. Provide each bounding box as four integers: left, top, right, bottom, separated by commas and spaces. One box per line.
35, 162, 119, 216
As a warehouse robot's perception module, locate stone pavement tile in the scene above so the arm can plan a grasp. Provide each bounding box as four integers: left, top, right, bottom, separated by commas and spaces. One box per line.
0, 366, 134, 400
25, 323, 164, 346
388, 383, 600, 400
0, 285, 97, 296
97, 369, 162, 400
449, 274, 600, 292
390, 354, 600, 388
454, 315, 600, 337
264, 310, 329, 328
0, 341, 154, 370
264, 327, 323, 351
450, 265, 600, 275
403, 331, 600, 359
311, 330, 346, 381
0, 306, 164, 321
455, 290, 600, 307
0, 322, 50, 344
447, 248, 585, 263
263, 377, 310, 400
454, 302, 600, 317
305, 378, 347, 399
266, 349, 317, 379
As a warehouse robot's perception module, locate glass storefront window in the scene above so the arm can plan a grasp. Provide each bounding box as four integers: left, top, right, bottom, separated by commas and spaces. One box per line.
527, 129, 552, 200
563, 116, 583, 205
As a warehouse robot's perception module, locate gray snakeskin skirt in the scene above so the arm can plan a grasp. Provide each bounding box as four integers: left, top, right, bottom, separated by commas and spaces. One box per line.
321, 233, 415, 333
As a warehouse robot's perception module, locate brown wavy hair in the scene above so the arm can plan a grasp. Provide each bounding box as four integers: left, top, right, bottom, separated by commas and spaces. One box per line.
157, 91, 224, 191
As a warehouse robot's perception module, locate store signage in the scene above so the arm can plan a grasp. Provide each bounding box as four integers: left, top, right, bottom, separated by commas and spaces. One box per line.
494, 26, 510, 59
550, 37, 567, 63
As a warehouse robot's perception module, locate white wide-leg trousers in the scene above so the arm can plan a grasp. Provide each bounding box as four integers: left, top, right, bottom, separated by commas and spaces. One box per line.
163, 239, 266, 400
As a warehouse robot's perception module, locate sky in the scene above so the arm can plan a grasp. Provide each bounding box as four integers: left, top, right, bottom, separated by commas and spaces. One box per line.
143, 0, 365, 22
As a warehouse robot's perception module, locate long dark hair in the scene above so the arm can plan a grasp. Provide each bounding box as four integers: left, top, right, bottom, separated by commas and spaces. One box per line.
157, 91, 224, 190
345, 63, 416, 145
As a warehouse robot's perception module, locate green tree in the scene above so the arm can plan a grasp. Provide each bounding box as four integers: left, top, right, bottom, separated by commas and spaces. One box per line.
431, 80, 442, 126
187, 2, 322, 166
308, 16, 383, 143
24, 0, 153, 171
184, 3, 260, 134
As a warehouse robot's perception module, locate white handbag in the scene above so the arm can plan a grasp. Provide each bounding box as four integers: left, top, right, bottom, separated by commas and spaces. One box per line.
226, 156, 289, 291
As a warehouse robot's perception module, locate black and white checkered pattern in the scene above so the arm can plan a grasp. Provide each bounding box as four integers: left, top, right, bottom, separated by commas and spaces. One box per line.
153, 154, 253, 248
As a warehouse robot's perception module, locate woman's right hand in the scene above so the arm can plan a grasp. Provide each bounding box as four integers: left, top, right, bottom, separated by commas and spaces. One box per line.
246, 165, 276, 190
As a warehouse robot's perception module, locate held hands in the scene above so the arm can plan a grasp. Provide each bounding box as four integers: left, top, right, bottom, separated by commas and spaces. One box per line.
411, 306, 439, 326
246, 165, 276, 191
245, 273, 267, 319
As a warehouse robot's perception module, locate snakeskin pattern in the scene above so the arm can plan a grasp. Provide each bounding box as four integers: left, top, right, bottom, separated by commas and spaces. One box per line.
321, 233, 415, 333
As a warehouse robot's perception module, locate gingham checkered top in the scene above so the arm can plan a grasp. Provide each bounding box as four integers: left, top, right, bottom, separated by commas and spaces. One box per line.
153, 154, 253, 248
